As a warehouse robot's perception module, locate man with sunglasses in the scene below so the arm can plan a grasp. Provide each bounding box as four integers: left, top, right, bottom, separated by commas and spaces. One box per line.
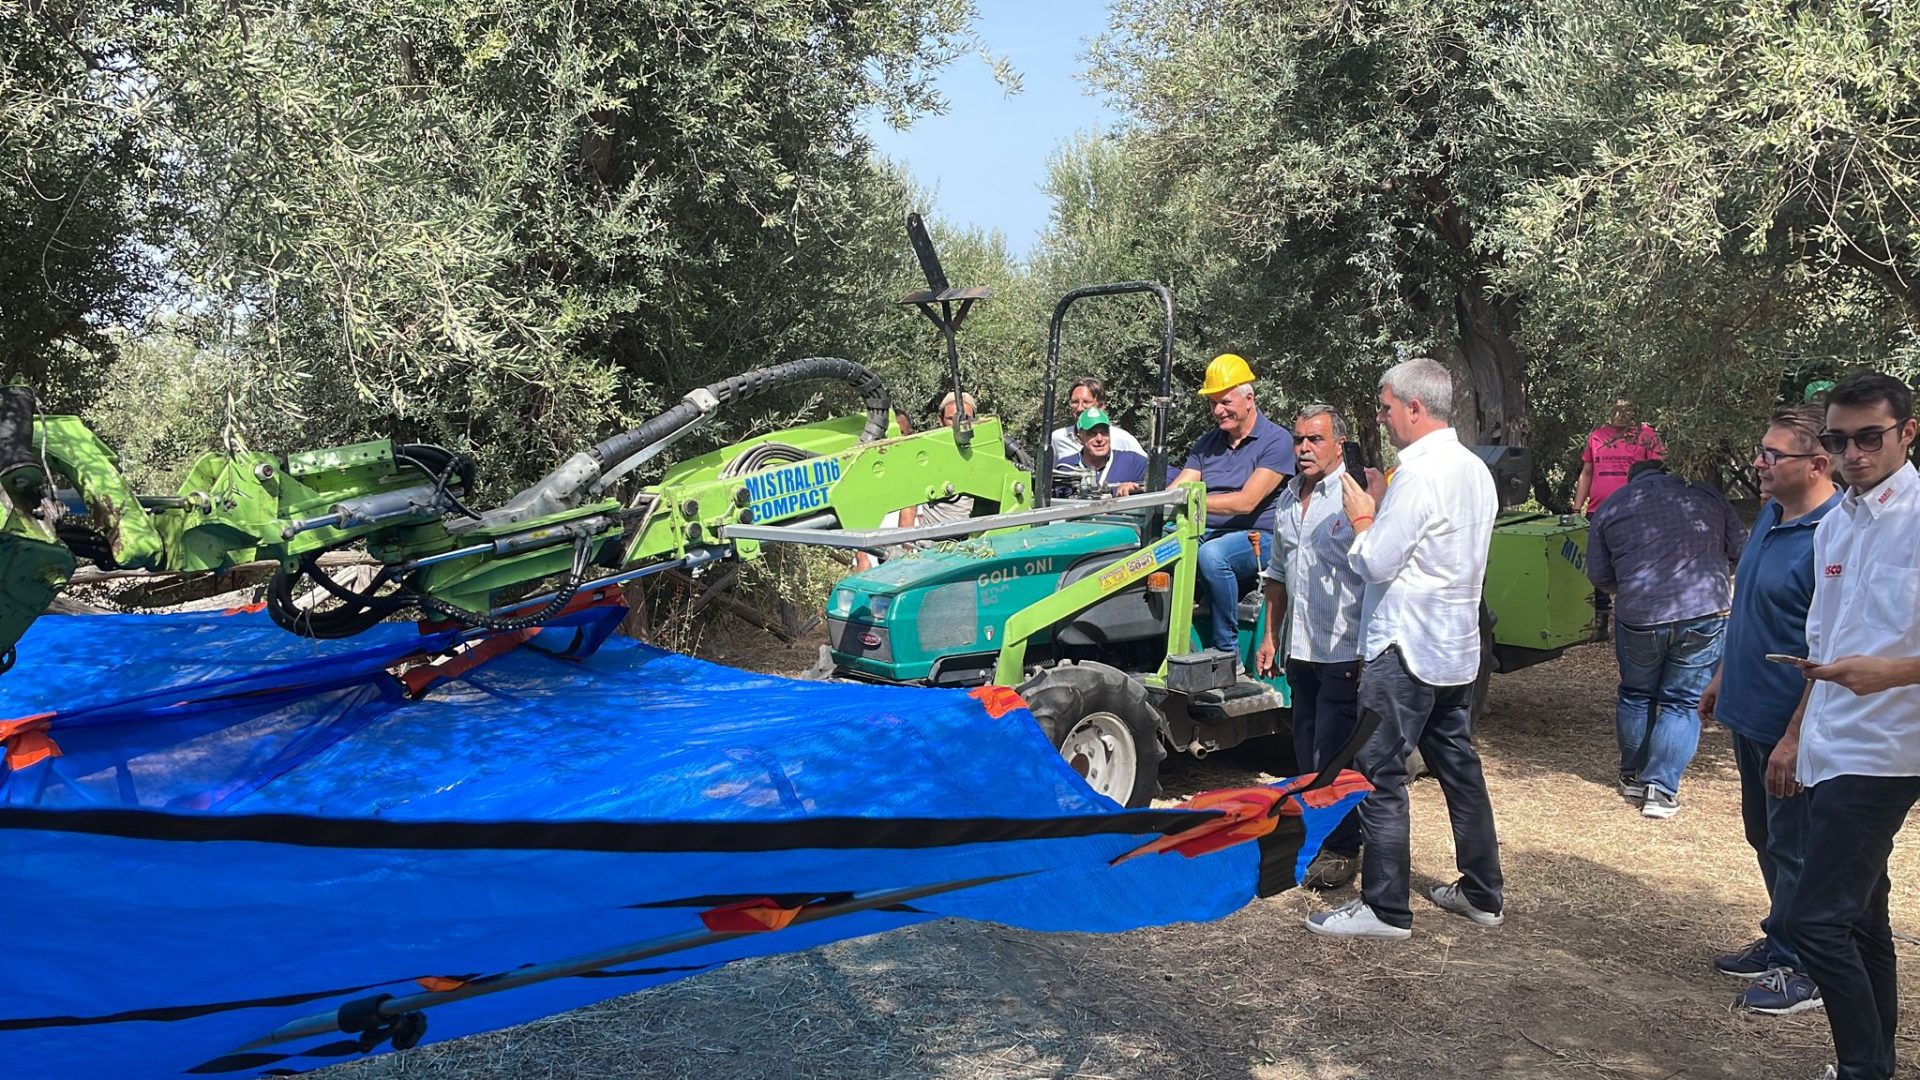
1697, 404, 1839, 1017
1585, 458, 1747, 819
1768, 372, 1920, 1080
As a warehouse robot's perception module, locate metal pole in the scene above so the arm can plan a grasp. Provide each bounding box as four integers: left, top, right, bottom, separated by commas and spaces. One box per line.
236, 872, 1031, 1052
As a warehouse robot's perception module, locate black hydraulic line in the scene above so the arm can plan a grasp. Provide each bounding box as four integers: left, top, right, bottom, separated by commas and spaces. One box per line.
590, 357, 890, 482
393, 444, 481, 520
266, 558, 411, 640
413, 535, 594, 633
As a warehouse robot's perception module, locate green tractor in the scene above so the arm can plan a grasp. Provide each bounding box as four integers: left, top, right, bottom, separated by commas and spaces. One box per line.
766, 230, 1600, 808
789, 277, 1298, 807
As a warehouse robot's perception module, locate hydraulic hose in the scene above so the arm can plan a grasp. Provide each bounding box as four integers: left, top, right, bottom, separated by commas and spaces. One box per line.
488, 357, 891, 527
266, 557, 412, 639
594, 356, 890, 471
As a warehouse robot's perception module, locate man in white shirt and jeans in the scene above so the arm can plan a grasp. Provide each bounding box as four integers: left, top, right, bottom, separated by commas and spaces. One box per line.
1306, 358, 1504, 940
1769, 371, 1920, 1080
1254, 404, 1369, 889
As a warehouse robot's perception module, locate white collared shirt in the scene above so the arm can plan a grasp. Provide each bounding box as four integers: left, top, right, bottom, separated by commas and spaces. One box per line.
1349, 427, 1497, 686
1798, 462, 1920, 786
1263, 464, 1365, 663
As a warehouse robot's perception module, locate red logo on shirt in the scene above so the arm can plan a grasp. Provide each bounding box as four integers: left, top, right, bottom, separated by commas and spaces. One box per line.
1824, 563, 1843, 577
1879, 487, 1894, 505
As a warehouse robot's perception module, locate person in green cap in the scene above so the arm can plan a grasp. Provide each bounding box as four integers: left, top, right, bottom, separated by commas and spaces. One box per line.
1057, 407, 1148, 496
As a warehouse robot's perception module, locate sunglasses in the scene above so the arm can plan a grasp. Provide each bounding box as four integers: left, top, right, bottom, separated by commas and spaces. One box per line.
1753, 446, 1820, 467
1293, 432, 1332, 444
1817, 424, 1899, 454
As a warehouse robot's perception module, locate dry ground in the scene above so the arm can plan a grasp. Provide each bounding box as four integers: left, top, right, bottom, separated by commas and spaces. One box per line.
318, 638, 1920, 1080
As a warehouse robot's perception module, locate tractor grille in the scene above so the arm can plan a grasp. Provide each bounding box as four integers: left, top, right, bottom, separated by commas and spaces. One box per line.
827, 619, 892, 663
916, 581, 979, 652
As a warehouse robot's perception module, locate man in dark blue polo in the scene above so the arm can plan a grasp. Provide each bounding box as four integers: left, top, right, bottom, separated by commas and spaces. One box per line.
1700, 404, 1841, 1016
1169, 353, 1295, 652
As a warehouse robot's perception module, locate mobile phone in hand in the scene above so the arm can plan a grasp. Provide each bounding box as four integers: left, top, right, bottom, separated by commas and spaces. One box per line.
1342, 442, 1366, 477
1765, 653, 1809, 666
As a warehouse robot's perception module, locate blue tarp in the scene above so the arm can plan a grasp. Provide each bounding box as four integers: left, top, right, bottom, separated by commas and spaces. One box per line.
0, 610, 1365, 1078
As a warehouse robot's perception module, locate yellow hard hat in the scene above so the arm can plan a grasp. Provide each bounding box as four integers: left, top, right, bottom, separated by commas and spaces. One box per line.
1197, 353, 1256, 397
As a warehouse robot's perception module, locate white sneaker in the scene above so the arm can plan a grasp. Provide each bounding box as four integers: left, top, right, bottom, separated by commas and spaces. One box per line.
1305, 899, 1412, 940
1641, 789, 1680, 819
1429, 881, 1505, 926
1813, 1066, 1835, 1080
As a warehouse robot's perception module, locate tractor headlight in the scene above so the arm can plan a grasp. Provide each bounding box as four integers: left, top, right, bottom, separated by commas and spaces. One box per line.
866, 594, 891, 621
831, 588, 855, 617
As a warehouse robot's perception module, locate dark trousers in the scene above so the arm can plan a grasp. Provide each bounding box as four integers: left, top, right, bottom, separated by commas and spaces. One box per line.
1354, 646, 1504, 929
1286, 657, 1364, 856
1730, 731, 1811, 970
1777, 774, 1920, 1080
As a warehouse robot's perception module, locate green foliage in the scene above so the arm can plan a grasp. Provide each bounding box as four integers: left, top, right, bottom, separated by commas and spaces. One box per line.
1055, 0, 1920, 502
1491, 0, 1920, 476
5, 1, 993, 495
0, 3, 158, 402
1077, 0, 1536, 467
79, 328, 234, 492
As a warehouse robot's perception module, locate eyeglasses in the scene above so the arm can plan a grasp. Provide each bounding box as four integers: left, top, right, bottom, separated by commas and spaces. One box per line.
1753, 446, 1820, 467
1817, 425, 1899, 454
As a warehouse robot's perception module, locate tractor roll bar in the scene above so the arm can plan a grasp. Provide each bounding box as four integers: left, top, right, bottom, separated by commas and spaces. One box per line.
1036, 282, 1176, 510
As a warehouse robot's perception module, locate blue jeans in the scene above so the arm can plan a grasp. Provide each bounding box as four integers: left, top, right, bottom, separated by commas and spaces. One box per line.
1613, 614, 1724, 797
1732, 731, 1811, 970
1197, 531, 1259, 652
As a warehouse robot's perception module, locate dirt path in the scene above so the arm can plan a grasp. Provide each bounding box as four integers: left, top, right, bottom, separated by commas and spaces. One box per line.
322, 641, 1918, 1079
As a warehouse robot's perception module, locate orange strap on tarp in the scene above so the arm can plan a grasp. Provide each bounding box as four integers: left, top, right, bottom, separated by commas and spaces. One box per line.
1279, 768, 1372, 812
399, 588, 629, 696
1110, 786, 1283, 865
398, 629, 541, 698
699, 897, 805, 933
414, 975, 473, 993
0, 712, 60, 771
967, 685, 1028, 720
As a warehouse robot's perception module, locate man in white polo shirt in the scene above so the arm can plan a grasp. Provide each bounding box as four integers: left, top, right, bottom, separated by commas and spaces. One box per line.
1769, 371, 1920, 1080
1305, 358, 1503, 939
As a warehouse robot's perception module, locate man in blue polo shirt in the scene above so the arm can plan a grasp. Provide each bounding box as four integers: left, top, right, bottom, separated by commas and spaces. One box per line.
1169, 353, 1295, 652
1699, 403, 1840, 1016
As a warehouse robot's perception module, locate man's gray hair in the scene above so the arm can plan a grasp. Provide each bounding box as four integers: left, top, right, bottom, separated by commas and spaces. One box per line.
937, 390, 978, 415
1379, 358, 1453, 423
1297, 403, 1349, 440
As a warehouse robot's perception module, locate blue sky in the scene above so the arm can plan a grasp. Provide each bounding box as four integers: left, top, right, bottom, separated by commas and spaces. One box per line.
865, 2, 1121, 261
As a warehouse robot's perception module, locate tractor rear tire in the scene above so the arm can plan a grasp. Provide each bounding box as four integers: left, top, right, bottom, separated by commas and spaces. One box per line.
1017, 661, 1167, 808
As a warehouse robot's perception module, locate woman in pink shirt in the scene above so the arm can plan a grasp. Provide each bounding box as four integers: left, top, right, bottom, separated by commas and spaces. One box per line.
1576, 398, 1667, 514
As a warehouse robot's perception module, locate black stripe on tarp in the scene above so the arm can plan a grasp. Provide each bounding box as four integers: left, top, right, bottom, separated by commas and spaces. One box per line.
0, 805, 1217, 854
0, 981, 397, 1032
1254, 814, 1309, 898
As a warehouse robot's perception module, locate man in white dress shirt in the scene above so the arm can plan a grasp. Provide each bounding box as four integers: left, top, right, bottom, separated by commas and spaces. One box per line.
1769, 371, 1920, 1080
1305, 358, 1504, 940
1254, 404, 1368, 889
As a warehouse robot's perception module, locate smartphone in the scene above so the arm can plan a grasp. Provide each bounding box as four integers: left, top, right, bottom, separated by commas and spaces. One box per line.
1342, 442, 1367, 477
1765, 653, 1809, 666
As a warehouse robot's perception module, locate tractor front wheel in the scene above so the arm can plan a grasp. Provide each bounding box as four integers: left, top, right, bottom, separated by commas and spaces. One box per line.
1017, 661, 1166, 808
